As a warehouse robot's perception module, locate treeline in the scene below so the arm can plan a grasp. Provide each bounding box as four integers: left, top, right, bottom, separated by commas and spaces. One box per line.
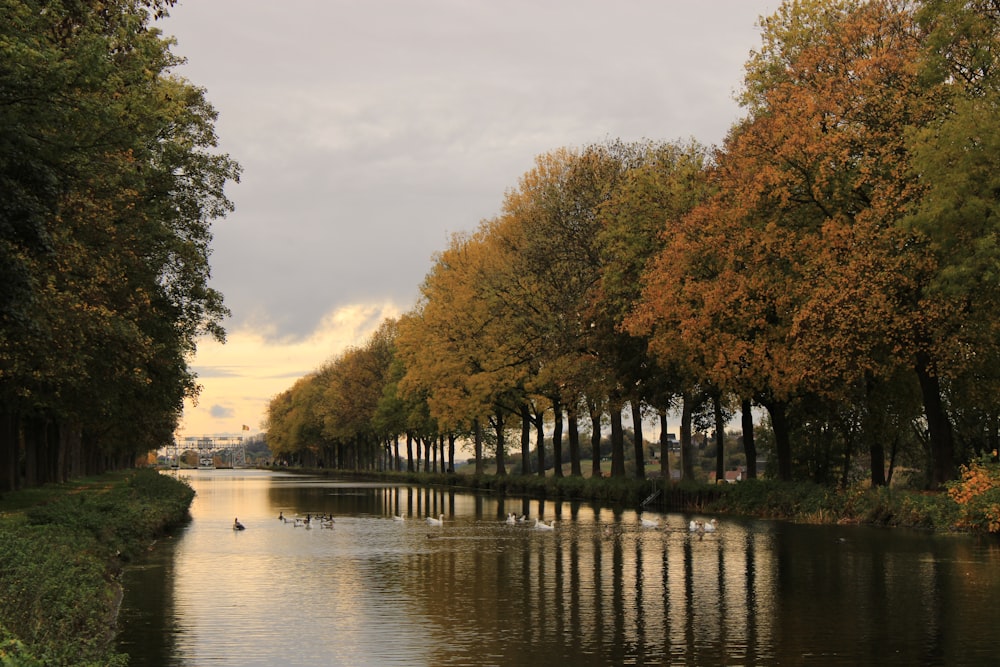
267, 0, 1000, 491
0, 1, 240, 492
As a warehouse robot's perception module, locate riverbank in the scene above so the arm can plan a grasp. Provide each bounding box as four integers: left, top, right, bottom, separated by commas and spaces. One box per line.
273, 462, 1000, 535
0, 469, 194, 666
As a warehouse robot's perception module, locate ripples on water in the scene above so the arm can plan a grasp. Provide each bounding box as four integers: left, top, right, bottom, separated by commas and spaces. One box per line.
117, 470, 1000, 667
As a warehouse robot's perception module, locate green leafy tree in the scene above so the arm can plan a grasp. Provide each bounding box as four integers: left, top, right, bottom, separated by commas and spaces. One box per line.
0, 0, 239, 490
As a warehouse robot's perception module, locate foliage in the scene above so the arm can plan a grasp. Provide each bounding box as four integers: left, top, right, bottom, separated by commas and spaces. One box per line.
0, 469, 192, 666
946, 457, 1000, 533
1, 0, 240, 491
709, 478, 960, 531
264, 0, 1000, 494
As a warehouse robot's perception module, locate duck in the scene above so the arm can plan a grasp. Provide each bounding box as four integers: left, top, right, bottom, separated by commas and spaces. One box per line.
517, 514, 528, 523
505, 513, 517, 525
278, 511, 284, 521
703, 518, 718, 532
233, 518, 245, 531
427, 514, 444, 526
534, 518, 555, 531
640, 515, 661, 529
688, 519, 704, 532
393, 514, 405, 521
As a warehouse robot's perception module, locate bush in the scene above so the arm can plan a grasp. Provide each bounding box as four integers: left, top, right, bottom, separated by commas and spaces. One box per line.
0, 470, 193, 666
947, 458, 1000, 533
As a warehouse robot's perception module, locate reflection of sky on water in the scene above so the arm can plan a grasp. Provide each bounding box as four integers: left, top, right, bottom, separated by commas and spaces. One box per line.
119, 470, 1000, 666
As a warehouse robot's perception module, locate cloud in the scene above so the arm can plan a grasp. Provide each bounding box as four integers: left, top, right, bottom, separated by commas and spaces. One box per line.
177, 301, 402, 438
209, 405, 235, 419
161, 0, 784, 440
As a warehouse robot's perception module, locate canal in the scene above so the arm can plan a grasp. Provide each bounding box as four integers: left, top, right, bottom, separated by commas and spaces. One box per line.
117, 469, 1000, 666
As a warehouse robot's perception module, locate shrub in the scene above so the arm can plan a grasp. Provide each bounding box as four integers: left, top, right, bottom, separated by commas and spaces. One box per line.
947, 458, 1000, 533
1, 470, 193, 665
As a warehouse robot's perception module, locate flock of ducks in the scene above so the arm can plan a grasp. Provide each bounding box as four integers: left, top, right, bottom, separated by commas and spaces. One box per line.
421, 511, 717, 537
240, 510, 718, 538
275, 511, 335, 529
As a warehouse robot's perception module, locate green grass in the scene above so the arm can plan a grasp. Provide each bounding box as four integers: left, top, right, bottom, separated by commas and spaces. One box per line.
0, 469, 194, 666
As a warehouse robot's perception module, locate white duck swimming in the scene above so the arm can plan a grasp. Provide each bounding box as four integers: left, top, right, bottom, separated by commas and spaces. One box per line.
534, 518, 555, 531
426, 514, 444, 526
640, 515, 661, 529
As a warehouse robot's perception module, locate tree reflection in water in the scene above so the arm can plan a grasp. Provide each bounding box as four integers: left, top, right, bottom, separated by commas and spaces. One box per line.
117, 472, 1000, 667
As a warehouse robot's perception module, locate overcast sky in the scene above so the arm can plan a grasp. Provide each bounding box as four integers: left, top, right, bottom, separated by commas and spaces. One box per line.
158, 0, 784, 440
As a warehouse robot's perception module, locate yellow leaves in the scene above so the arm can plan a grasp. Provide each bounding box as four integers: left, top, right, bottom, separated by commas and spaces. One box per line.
947, 460, 1000, 533
947, 460, 999, 506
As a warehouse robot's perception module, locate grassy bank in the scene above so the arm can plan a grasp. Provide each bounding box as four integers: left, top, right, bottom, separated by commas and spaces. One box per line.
0, 469, 194, 666
292, 462, 1000, 535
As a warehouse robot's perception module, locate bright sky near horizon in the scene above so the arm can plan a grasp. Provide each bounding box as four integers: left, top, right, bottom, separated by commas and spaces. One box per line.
158, 0, 784, 441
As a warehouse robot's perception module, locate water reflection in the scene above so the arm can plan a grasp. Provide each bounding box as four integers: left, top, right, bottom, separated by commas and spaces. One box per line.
118, 470, 1000, 666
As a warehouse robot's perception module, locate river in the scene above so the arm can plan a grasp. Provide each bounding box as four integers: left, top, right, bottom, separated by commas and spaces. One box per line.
116, 469, 1000, 666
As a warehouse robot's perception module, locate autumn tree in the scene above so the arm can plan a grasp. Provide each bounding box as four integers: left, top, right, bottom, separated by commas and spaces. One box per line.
597, 140, 713, 480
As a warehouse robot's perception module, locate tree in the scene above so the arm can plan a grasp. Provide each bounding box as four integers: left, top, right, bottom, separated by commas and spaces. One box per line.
0, 0, 239, 490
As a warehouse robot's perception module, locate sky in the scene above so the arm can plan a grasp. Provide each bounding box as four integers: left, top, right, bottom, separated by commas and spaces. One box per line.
158, 0, 784, 441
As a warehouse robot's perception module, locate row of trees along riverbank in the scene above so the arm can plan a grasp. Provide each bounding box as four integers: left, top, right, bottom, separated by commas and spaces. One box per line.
266, 0, 1000, 493
0, 469, 195, 666
0, 1, 240, 492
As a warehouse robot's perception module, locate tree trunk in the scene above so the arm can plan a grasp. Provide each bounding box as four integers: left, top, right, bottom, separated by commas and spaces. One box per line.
763, 399, 793, 481
631, 399, 645, 480
568, 403, 582, 477
863, 375, 887, 487
552, 397, 564, 478
915, 354, 956, 487
681, 392, 695, 481
0, 412, 17, 493
406, 432, 414, 472
24, 416, 40, 487
534, 408, 546, 477
473, 419, 484, 476
494, 409, 507, 476
741, 399, 757, 480
590, 403, 602, 477
886, 433, 899, 486
840, 422, 853, 489
714, 393, 725, 484
520, 404, 532, 475
866, 422, 887, 487
53, 420, 67, 483
610, 401, 626, 478
659, 409, 671, 481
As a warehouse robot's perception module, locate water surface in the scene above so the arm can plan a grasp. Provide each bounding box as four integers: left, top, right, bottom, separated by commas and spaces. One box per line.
117, 470, 1000, 666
